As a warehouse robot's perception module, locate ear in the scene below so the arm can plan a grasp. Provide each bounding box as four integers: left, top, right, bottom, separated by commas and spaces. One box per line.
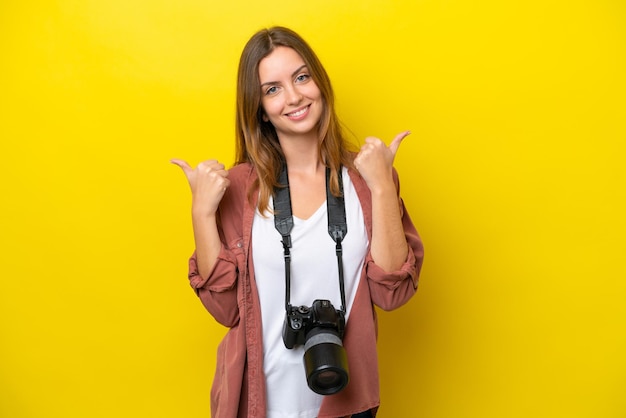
262, 112, 269, 122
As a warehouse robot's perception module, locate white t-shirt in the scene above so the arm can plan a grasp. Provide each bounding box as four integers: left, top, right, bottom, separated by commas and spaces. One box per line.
252, 167, 369, 418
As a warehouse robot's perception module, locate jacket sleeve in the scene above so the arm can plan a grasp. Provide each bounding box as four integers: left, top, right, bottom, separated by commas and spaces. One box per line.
188, 245, 241, 328
365, 172, 424, 311
184, 164, 253, 329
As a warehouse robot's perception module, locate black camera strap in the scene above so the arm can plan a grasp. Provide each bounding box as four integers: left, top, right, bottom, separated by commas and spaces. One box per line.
273, 163, 348, 314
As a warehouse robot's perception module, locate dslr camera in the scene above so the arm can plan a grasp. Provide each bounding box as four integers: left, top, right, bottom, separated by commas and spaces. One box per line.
282, 299, 349, 395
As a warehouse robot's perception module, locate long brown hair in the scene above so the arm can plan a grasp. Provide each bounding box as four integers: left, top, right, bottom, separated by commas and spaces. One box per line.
234, 26, 354, 215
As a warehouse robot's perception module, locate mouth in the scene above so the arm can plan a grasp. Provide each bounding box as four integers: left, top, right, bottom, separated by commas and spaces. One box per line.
285, 105, 310, 119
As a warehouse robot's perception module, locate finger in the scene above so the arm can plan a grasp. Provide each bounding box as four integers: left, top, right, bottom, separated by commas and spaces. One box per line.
170, 158, 193, 173
197, 160, 227, 175
209, 162, 228, 175
388, 130, 411, 156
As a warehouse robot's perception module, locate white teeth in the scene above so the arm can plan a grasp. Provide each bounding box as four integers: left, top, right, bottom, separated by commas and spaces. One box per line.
288, 107, 308, 117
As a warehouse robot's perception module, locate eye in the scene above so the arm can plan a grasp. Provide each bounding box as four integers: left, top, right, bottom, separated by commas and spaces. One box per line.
295, 73, 310, 83
265, 85, 279, 95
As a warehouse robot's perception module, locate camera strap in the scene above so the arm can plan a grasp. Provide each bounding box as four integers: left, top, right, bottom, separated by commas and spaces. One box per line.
273, 163, 348, 314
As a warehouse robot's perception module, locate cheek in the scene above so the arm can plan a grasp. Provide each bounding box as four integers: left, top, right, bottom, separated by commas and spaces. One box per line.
305, 85, 321, 100
307, 81, 322, 99
261, 98, 282, 118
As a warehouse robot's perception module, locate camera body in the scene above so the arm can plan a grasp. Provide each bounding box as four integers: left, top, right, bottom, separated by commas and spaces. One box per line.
283, 299, 345, 349
282, 299, 349, 395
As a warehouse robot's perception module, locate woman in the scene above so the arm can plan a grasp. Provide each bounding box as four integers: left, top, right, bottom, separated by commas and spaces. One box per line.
172, 26, 423, 418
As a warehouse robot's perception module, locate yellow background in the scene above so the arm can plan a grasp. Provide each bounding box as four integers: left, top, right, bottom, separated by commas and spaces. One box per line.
1, 0, 624, 417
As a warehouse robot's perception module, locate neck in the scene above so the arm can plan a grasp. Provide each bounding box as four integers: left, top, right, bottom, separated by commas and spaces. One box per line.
279, 134, 324, 175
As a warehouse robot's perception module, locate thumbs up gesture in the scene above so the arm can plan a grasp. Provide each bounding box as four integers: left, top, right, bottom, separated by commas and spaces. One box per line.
171, 159, 230, 216
354, 131, 410, 192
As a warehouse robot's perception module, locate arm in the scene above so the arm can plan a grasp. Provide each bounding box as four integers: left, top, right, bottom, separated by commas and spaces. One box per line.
172, 159, 240, 326
369, 171, 409, 272
192, 211, 222, 278
354, 132, 424, 310
171, 158, 230, 276
188, 246, 240, 327
354, 132, 410, 271
366, 184, 423, 311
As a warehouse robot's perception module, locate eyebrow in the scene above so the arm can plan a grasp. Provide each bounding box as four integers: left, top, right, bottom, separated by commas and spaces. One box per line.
260, 64, 309, 88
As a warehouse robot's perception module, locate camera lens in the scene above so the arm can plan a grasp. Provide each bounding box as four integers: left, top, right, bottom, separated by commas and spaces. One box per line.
303, 328, 349, 395
315, 370, 342, 389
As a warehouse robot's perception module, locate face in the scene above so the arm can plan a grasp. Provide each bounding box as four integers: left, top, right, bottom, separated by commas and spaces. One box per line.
258, 46, 323, 141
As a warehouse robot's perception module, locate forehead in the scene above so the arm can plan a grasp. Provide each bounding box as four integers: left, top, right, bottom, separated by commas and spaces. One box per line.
258, 46, 306, 82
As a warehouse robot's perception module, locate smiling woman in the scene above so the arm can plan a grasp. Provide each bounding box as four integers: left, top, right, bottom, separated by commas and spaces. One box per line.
259, 47, 324, 143
172, 26, 424, 418
2, 1, 624, 417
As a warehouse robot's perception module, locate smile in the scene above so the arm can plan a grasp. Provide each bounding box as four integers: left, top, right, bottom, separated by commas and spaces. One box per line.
286, 105, 309, 118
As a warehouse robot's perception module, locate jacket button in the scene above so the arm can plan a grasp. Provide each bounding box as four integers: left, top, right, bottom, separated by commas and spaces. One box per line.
237, 242, 243, 248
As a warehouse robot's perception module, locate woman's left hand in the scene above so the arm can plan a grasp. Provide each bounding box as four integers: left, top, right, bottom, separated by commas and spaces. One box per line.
354, 130, 410, 193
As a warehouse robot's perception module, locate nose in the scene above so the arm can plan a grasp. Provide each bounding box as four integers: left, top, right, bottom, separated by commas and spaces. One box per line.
285, 85, 303, 106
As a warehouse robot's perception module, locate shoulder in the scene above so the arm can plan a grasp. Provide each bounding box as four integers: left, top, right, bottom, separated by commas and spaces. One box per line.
217, 163, 256, 224
220, 162, 258, 208
228, 162, 255, 180
227, 162, 257, 189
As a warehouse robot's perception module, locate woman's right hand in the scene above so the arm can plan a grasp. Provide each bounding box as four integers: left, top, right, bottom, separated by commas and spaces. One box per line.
171, 159, 230, 217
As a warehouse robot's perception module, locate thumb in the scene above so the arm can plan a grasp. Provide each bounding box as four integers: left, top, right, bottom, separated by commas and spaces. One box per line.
388, 130, 411, 156
170, 158, 193, 178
